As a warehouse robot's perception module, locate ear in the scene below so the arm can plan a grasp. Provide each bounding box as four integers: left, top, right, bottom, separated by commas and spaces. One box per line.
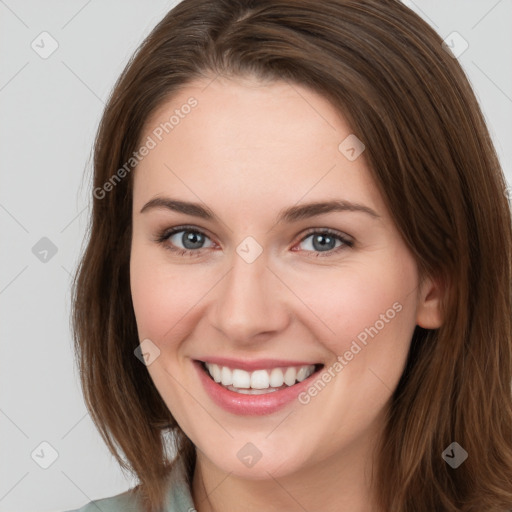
416, 274, 444, 329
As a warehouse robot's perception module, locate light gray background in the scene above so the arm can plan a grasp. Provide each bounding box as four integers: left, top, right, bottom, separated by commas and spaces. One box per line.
1, 1, 511, 511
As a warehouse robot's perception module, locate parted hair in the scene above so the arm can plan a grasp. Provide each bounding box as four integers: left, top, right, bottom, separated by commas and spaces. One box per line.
72, 0, 512, 510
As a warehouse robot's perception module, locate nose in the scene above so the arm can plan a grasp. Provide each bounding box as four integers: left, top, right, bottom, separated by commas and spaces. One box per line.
207, 249, 290, 345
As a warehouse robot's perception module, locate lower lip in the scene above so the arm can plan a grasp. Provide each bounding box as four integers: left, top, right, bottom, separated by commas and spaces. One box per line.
194, 360, 322, 416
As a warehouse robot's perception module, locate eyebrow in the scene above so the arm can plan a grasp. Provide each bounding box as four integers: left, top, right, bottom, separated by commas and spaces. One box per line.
140, 197, 379, 222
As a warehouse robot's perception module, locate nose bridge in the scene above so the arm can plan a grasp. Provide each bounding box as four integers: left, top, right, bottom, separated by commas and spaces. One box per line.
209, 243, 288, 342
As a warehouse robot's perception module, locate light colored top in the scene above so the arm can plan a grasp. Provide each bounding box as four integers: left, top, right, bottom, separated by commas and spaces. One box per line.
65, 456, 195, 512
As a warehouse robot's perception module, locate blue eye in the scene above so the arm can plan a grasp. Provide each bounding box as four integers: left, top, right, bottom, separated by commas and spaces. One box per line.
296, 229, 352, 256
155, 226, 353, 257
156, 226, 214, 256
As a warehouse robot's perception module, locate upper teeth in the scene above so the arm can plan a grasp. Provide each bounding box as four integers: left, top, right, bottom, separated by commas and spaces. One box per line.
205, 363, 316, 389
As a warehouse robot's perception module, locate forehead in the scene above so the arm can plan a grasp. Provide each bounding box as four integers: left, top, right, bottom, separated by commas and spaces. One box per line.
133, 76, 384, 217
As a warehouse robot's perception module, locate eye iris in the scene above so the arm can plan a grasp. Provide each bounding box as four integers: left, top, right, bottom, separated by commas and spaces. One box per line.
312, 233, 336, 251
182, 230, 204, 249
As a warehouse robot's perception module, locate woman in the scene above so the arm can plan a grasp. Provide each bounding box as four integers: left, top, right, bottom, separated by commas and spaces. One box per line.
69, 0, 512, 510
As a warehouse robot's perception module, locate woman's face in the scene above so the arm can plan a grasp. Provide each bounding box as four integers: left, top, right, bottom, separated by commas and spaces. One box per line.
130, 75, 441, 479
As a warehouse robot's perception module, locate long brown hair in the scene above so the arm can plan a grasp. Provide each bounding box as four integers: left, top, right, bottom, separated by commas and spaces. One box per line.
72, 0, 512, 510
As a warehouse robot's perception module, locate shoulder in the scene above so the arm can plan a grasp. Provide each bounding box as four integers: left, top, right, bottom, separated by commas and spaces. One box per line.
63, 456, 195, 512
63, 487, 143, 512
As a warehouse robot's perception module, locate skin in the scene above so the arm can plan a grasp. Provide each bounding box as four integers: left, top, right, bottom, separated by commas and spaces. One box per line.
129, 74, 443, 512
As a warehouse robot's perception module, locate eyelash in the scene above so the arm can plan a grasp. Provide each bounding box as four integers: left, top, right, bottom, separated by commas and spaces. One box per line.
154, 225, 354, 258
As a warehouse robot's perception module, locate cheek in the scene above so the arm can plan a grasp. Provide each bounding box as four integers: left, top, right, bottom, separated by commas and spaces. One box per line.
129, 246, 215, 346
295, 255, 418, 358
130, 266, 172, 342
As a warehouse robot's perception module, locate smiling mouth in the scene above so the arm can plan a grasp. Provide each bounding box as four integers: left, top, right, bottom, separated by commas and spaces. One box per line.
199, 361, 324, 395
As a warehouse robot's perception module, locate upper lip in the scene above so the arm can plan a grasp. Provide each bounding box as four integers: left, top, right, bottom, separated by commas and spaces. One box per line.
197, 357, 321, 372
